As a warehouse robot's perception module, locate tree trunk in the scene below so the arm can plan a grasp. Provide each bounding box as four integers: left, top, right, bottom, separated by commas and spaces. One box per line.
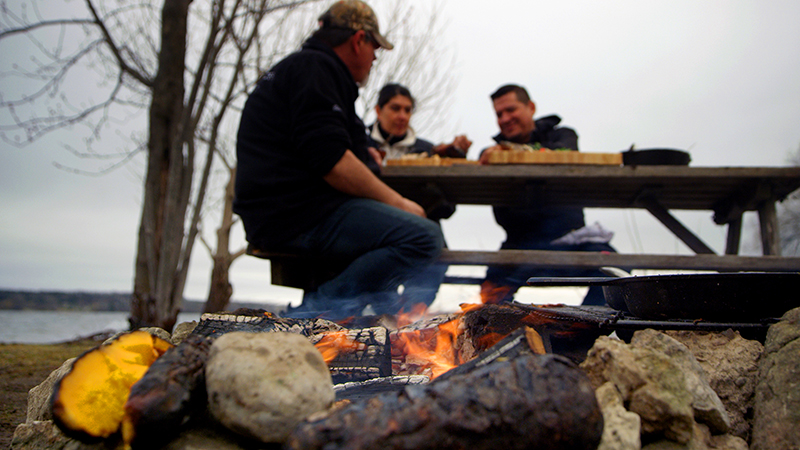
130, 0, 192, 332
204, 166, 243, 314
204, 255, 233, 314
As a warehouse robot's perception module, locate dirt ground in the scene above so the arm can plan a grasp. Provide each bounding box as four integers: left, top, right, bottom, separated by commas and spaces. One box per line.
0, 339, 99, 449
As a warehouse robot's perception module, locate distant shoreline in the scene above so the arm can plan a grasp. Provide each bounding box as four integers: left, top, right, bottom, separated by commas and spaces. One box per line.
0, 289, 282, 313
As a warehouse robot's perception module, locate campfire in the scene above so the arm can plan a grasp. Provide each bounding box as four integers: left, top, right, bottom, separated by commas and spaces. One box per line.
21, 295, 797, 450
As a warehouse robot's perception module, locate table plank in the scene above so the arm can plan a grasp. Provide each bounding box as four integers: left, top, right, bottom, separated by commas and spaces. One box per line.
439, 250, 800, 272
382, 165, 800, 213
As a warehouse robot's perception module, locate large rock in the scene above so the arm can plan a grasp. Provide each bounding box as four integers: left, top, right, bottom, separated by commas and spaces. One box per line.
664, 329, 762, 439
751, 307, 800, 450
595, 382, 641, 450
631, 329, 730, 434
103, 326, 171, 345
581, 336, 695, 444
11, 421, 105, 450
205, 331, 334, 444
642, 422, 748, 450
170, 321, 198, 345
11, 419, 252, 450
26, 358, 76, 423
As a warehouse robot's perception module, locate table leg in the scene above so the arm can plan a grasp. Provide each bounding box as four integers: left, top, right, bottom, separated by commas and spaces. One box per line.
758, 200, 781, 256
725, 216, 742, 255
637, 196, 716, 255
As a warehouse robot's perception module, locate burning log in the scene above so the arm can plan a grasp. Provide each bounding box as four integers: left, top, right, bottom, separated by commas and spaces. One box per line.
121, 314, 391, 447
310, 327, 391, 383
435, 327, 546, 382
194, 312, 392, 382
122, 334, 212, 448
460, 303, 606, 363
286, 350, 604, 450
390, 314, 464, 379
191, 311, 345, 338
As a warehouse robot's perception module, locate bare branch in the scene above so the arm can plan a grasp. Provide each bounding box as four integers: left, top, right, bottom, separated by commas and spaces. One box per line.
0, 18, 94, 39
83, 0, 152, 87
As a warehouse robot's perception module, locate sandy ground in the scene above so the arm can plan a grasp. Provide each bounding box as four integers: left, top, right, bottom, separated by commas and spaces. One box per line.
0, 339, 100, 448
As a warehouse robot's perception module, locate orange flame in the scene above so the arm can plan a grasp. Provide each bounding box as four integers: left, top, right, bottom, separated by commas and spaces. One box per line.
391, 315, 464, 380
395, 302, 430, 328
475, 331, 507, 349
314, 331, 366, 365
458, 302, 484, 313
479, 281, 512, 305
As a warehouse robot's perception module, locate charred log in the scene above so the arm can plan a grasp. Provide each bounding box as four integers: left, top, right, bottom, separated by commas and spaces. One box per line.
337, 327, 542, 401
310, 327, 392, 383
334, 375, 430, 401
191, 312, 345, 339
460, 303, 606, 363
436, 326, 542, 382
286, 352, 604, 450
193, 313, 392, 383
123, 334, 212, 448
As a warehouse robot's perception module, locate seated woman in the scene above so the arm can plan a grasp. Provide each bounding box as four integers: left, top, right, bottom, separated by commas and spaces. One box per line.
365, 83, 472, 313
367, 83, 471, 162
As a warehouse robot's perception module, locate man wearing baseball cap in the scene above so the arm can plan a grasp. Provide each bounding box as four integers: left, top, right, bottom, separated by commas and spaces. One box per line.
234, 1, 443, 320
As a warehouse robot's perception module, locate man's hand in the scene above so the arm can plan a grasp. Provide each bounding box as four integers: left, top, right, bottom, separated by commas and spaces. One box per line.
434, 135, 473, 158
394, 197, 426, 217
324, 150, 427, 217
451, 135, 473, 152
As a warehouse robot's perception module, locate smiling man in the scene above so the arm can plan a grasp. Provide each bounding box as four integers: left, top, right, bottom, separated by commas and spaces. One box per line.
234, 1, 444, 320
480, 84, 578, 161
478, 84, 616, 306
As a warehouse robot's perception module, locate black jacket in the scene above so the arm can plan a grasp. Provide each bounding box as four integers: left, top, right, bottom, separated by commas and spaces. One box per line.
491, 115, 586, 244
234, 38, 375, 248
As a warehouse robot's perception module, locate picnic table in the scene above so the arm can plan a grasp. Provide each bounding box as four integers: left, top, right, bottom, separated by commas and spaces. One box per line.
380, 163, 800, 273
248, 162, 800, 293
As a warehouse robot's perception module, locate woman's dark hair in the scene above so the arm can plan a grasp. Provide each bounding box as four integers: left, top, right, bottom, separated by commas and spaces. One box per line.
377, 83, 415, 109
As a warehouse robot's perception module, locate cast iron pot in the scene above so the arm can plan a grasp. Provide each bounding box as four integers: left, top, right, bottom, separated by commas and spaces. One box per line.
622, 148, 691, 166
527, 272, 800, 322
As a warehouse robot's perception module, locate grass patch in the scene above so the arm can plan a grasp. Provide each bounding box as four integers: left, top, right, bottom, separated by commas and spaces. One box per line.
0, 340, 100, 447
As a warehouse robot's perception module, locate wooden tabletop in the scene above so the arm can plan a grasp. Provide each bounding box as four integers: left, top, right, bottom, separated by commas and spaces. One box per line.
381, 164, 800, 225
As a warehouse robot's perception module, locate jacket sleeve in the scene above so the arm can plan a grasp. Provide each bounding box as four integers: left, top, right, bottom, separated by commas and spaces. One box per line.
282, 57, 352, 177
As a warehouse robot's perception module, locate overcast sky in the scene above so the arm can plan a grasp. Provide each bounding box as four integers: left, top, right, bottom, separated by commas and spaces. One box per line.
2, 0, 799, 311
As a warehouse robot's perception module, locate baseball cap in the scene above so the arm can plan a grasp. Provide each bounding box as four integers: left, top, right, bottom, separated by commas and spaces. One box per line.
318, 0, 394, 50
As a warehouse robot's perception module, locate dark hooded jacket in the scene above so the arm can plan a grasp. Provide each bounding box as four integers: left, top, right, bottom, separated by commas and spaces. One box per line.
491, 115, 586, 244
234, 37, 378, 249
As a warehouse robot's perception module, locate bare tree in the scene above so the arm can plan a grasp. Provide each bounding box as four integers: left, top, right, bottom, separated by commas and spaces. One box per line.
1, 0, 457, 323
197, 0, 458, 313
195, 4, 319, 313
1, 0, 324, 331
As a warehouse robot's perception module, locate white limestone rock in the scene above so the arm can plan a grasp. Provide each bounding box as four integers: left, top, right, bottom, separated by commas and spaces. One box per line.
205, 332, 334, 444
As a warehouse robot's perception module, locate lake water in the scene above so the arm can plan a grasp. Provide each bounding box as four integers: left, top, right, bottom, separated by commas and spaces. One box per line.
0, 310, 202, 344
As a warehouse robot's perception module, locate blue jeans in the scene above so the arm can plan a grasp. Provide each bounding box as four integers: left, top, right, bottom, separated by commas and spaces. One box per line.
370, 261, 449, 315
280, 199, 444, 320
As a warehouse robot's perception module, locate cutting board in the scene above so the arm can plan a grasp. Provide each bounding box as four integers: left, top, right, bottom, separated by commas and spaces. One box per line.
488, 150, 622, 165
385, 157, 480, 166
